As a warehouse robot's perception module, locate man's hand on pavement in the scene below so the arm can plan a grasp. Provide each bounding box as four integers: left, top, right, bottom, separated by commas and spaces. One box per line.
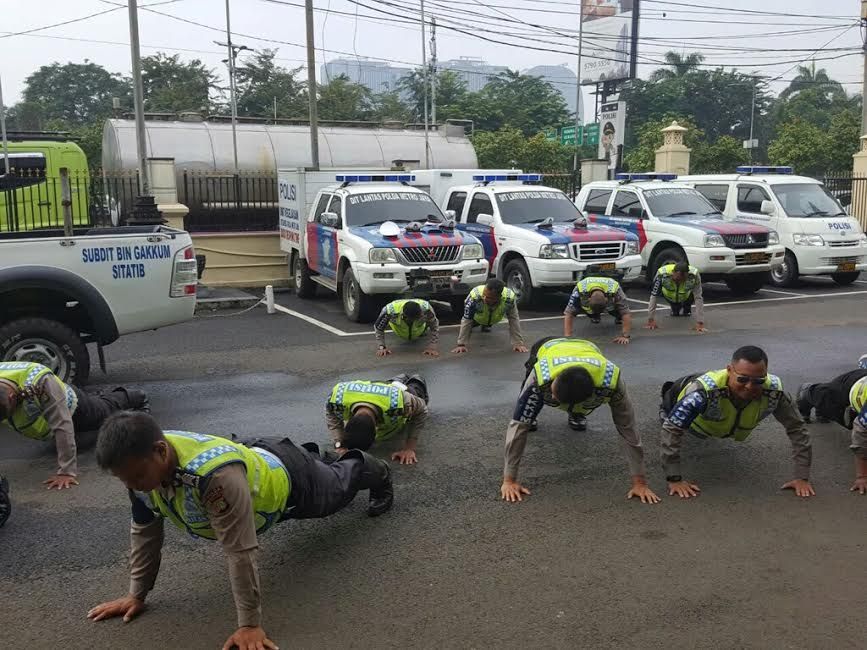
44, 474, 79, 490
392, 449, 418, 465
513, 344, 529, 353
501, 478, 530, 503
781, 479, 815, 498
627, 478, 661, 504
376, 347, 391, 357
423, 347, 440, 357
668, 480, 701, 498
692, 322, 707, 334
222, 626, 279, 650
87, 595, 145, 623
451, 345, 468, 354
850, 477, 867, 494
644, 319, 659, 330
612, 335, 631, 345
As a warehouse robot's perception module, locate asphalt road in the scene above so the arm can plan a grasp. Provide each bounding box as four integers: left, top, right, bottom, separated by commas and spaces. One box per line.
2, 275, 867, 649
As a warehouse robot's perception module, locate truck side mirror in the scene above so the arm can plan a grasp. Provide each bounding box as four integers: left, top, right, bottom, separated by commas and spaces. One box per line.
760, 200, 776, 216
321, 211, 342, 228
476, 213, 494, 226
444, 209, 457, 220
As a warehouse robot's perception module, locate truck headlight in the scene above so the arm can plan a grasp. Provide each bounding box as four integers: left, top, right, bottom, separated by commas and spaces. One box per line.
858, 233, 867, 245
369, 248, 397, 263
703, 234, 726, 248
539, 244, 569, 259
625, 239, 639, 255
768, 230, 779, 245
793, 234, 825, 247
462, 243, 484, 259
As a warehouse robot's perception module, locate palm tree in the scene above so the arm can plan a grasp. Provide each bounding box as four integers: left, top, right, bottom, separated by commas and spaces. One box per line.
779, 62, 845, 101
649, 52, 705, 82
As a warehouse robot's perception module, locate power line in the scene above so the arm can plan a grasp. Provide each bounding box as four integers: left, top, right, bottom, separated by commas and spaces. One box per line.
0, 6, 123, 39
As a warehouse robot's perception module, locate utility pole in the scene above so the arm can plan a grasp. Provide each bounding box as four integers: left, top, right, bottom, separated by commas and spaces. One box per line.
216, 0, 245, 176
572, 0, 584, 173
861, 0, 867, 137
0, 74, 10, 175
420, 0, 430, 167
748, 75, 757, 164
430, 16, 437, 129
305, 0, 320, 170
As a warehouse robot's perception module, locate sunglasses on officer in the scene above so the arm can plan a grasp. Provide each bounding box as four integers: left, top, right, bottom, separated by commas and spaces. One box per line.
734, 374, 766, 386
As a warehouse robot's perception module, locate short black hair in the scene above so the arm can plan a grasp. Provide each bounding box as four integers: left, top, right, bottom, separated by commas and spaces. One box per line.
343, 412, 377, 451
485, 278, 505, 294
552, 366, 595, 405
403, 300, 422, 320
0, 389, 11, 421
673, 261, 690, 274
96, 411, 165, 470
732, 345, 768, 365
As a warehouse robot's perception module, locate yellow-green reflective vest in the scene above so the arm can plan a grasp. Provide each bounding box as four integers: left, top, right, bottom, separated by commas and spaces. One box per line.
328, 381, 408, 441
144, 432, 290, 540
679, 369, 783, 441
468, 285, 517, 326
657, 263, 699, 303
0, 361, 77, 441
386, 299, 431, 340
532, 338, 620, 415
850, 376, 867, 413
575, 277, 621, 315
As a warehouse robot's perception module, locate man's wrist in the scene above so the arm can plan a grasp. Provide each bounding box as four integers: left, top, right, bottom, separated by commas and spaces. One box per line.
631, 475, 647, 485
666, 474, 682, 483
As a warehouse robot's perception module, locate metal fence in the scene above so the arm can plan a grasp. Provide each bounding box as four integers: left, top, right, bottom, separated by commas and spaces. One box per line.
535, 171, 580, 199
823, 172, 867, 231
181, 170, 278, 233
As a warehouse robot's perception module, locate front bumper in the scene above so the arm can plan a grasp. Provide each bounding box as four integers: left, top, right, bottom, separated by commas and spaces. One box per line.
353, 259, 490, 295
684, 245, 785, 275
790, 245, 867, 275
525, 254, 643, 287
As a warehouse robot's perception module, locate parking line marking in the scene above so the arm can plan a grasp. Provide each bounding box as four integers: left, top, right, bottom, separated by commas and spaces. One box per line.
272, 303, 360, 336
755, 287, 804, 296
627, 297, 650, 304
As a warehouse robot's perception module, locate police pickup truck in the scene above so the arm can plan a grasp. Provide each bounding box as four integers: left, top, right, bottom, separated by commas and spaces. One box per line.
277, 169, 488, 322
680, 166, 867, 287
576, 173, 785, 294
425, 172, 642, 308
0, 225, 198, 384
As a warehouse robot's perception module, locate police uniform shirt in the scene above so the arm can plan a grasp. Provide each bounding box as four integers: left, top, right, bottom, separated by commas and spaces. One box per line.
563, 285, 631, 318
325, 388, 430, 445
127, 463, 264, 628
503, 371, 646, 480
661, 380, 812, 480
0, 375, 78, 477
373, 304, 440, 347
456, 295, 525, 347
647, 273, 705, 323
849, 397, 867, 459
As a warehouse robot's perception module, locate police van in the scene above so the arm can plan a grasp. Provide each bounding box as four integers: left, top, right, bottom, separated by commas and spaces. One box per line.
680, 166, 867, 287
277, 169, 488, 322
575, 173, 785, 295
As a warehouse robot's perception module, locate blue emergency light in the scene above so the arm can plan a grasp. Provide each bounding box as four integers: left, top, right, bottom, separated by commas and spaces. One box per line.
471, 174, 542, 183
735, 166, 793, 175
335, 174, 416, 182
615, 172, 678, 182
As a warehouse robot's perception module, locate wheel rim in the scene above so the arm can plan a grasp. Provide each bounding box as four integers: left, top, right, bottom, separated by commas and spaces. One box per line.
506, 269, 525, 299
5, 338, 68, 378
345, 277, 358, 313
771, 259, 788, 282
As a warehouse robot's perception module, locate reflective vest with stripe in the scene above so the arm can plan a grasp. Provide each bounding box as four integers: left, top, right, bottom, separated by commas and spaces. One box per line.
328, 381, 407, 441
468, 285, 517, 326
386, 299, 431, 340
0, 361, 77, 441
143, 431, 290, 540
532, 338, 620, 415
850, 376, 867, 414
657, 263, 699, 303
679, 369, 782, 441
575, 277, 621, 315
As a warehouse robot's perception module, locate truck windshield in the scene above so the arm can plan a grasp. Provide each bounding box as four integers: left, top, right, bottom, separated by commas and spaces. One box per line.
495, 190, 581, 224
643, 188, 720, 218
772, 183, 846, 218
345, 191, 444, 227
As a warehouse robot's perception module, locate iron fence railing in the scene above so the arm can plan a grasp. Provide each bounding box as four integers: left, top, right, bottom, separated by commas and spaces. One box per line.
181, 170, 278, 233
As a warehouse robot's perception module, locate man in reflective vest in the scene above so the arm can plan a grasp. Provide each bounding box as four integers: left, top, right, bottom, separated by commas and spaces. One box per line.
373, 299, 440, 357
659, 345, 814, 499
645, 261, 707, 333
0, 361, 148, 490
500, 336, 659, 504
563, 276, 632, 345
326, 374, 430, 465
452, 278, 528, 354
796, 354, 867, 493
88, 411, 393, 650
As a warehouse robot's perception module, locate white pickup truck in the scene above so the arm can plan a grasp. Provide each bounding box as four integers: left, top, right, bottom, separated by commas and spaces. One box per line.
0, 225, 198, 384
278, 169, 489, 322
428, 172, 642, 308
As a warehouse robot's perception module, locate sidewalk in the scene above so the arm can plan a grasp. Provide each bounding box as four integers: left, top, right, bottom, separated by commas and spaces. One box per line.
194, 285, 265, 312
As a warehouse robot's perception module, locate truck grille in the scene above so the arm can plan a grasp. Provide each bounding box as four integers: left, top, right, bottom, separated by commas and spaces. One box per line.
571, 242, 625, 262
828, 240, 860, 247
821, 256, 863, 265
723, 233, 768, 249
399, 245, 461, 265
735, 252, 771, 266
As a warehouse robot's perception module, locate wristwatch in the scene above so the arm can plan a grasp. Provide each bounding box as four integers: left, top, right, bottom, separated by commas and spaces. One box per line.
378, 345, 387, 350
666, 475, 682, 483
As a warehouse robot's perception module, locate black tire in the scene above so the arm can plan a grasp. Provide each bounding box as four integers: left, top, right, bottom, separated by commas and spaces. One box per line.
0, 317, 90, 385
647, 246, 687, 282
449, 296, 467, 316
724, 272, 768, 296
503, 258, 536, 309
0, 476, 10, 529
341, 268, 378, 322
831, 271, 860, 286
292, 253, 317, 298
770, 250, 799, 287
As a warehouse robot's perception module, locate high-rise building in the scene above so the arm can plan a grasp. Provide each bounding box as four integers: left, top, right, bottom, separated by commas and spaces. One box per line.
320, 58, 406, 94
438, 58, 509, 92
525, 64, 582, 117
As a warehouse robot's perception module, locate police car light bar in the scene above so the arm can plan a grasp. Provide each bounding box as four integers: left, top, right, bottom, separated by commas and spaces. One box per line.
615, 172, 678, 182
735, 166, 793, 175
471, 174, 542, 183
335, 174, 416, 182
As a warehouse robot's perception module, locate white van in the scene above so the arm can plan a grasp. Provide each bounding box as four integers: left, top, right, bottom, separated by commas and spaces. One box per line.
681, 166, 867, 287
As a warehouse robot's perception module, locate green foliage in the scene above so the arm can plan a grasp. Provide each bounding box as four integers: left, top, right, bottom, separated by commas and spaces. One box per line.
471, 128, 590, 172
141, 53, 219, 113
397, 68, 468, 122
768, 109, 861, 176
372, 89, 412, 123
234, 50, 306, 119
317, 75, 375, 121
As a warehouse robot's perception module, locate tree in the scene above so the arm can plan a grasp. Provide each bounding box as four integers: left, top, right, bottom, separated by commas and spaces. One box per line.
141, 53, 219, 113
318, 75, 375, 121
372, 89, 411, 123
397, 68, 468, 122
825, 109, 861, 172
471, 128, 590, 172
779, 63, 846, 102
471, 128, 527, 169
767, 119, 830, 176
649, 52, 705, 82
692, 135, 748, 174
234, 50, 306, 119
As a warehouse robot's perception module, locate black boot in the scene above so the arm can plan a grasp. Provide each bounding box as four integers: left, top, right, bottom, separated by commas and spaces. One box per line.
568, 413, 587, 431
388, 373, 411, 386
796, 383, 814, 422
351, 451, 393, 517
110, 387, 150, 413
0, 476, 10, 528
670, 303, 682, 317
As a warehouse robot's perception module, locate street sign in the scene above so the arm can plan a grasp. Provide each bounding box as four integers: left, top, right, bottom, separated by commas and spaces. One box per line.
544, 128, 558, 141
557, 123, 600, 147
560, 125, 579, 146
743, 139, 759, 149
584, 123, 600, 146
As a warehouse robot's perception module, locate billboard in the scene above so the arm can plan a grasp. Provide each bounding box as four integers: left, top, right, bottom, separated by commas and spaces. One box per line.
581, 0, 636, 85
597, 101, 626, 170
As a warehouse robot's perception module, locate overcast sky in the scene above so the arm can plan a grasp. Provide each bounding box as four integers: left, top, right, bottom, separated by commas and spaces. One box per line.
1, 0, 862, 112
